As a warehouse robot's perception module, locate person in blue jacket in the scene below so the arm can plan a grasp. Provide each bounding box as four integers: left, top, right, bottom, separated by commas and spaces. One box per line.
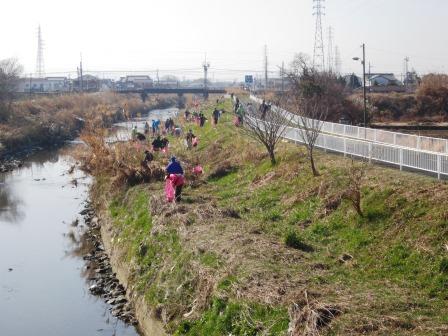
166, 157, 185, 201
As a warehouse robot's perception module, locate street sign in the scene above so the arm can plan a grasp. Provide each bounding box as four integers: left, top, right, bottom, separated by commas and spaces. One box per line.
245, 75, 253, 85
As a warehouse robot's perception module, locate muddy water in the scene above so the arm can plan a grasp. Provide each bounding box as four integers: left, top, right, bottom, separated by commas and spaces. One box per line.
0, 150, 139, 335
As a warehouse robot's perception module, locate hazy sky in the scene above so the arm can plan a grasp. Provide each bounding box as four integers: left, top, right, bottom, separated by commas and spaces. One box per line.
2, 0, 447, 80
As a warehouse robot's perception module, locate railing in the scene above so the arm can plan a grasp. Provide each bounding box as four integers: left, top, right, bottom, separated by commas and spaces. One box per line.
242, 99, 448, 180
249, 95, 448, 154
281, 126, 448, 179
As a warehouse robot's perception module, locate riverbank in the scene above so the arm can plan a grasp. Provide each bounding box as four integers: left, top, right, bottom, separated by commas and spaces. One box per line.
82, 97, 448, 335
0, 92, 177, 170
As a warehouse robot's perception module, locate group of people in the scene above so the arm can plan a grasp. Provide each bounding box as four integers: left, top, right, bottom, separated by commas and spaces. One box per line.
139, 98, 230, 203
164, 118, 175, 133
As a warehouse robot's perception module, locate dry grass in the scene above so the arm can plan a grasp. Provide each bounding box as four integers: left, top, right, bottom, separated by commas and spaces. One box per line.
0, 92, 176, 156
288, 291, 341, 336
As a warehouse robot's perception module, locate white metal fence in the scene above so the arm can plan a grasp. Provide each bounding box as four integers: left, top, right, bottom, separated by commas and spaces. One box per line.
249, 95, 448, 154
243, 98, 448, 179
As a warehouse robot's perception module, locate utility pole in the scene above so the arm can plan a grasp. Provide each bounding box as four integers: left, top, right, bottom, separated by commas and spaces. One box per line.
354, 44, 367, 132
327, 26, 333, 72
312, 0, 325, 71
362, 43, 367, 129
203, 55, 210, 99
29, 73, 32, 96
264, 45, 268, 89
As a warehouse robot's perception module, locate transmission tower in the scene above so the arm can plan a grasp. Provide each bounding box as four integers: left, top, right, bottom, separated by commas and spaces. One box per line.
264, 45, 268, 89
312, 0, 325, 71
36, 25, 45, 77
334, 45, 341, 74
327, 26, 334, 72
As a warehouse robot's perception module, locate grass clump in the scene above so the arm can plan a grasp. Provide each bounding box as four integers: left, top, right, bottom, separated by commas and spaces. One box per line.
285, 230, 314, 252
175, 298, 289, 336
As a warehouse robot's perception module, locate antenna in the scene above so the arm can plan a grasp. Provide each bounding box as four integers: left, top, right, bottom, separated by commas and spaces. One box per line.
312, 0, 325, 71
36, 25, 45, 77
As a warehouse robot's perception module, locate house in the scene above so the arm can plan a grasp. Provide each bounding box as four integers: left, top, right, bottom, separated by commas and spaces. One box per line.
72, 74, 100, 92
368, 73, 400, 87
122, 75, 153, 90
16, 77, 70, 93
343, 74, 363, 90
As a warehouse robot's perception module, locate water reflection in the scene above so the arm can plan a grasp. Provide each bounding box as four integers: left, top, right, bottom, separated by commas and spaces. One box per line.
0, 149, 139, 336
0, 179, 25, 223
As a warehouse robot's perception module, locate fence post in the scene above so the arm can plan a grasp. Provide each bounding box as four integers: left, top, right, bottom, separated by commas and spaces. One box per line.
368, 142, 372, 163
417, 136, 421, 150
399, 148, 403, 171
343, 138, 347, 157
393, 133, 397, 145
437, 155, 441, 180
374, 129, 377, 142
446, 139, 448, 154
323, 135, 327, 152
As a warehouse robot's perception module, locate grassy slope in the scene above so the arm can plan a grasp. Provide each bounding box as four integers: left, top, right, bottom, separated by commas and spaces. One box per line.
94, 98, 448, 335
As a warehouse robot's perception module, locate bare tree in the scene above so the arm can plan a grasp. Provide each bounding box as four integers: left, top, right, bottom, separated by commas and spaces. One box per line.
342, 159, 368, 217
293, 98, 328, 176
0, 58, 22, 121
241, 98, 293, 165
286, 55, 330, 176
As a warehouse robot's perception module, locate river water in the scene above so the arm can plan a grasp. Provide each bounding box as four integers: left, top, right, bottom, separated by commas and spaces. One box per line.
0, 108, 178, 336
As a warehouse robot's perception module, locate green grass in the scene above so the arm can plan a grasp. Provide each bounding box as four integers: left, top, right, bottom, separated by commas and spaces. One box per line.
175, 298, 289, 336
94, 96, 448, 335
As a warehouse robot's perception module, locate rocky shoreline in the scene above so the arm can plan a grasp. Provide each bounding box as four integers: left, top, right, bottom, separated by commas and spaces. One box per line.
0, 158, 23, 173
79, 201, 140, 328
0, 145, 49, 173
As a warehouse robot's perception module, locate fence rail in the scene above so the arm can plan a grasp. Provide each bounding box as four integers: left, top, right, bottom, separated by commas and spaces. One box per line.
244, 97, 448, 180
249, 95, 448, 154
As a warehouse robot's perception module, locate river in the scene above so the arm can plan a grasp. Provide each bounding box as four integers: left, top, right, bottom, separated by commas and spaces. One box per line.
0, 107, 179, 336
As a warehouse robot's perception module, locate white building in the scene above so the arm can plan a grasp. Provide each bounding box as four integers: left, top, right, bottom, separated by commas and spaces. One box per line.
17, 77, 70, 93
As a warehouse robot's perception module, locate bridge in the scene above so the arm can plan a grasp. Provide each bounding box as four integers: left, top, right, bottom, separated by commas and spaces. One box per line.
116, 87, 226, 96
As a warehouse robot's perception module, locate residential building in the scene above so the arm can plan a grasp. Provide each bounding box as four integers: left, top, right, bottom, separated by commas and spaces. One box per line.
17, 77, 70, 93
72, 74, 100, 92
